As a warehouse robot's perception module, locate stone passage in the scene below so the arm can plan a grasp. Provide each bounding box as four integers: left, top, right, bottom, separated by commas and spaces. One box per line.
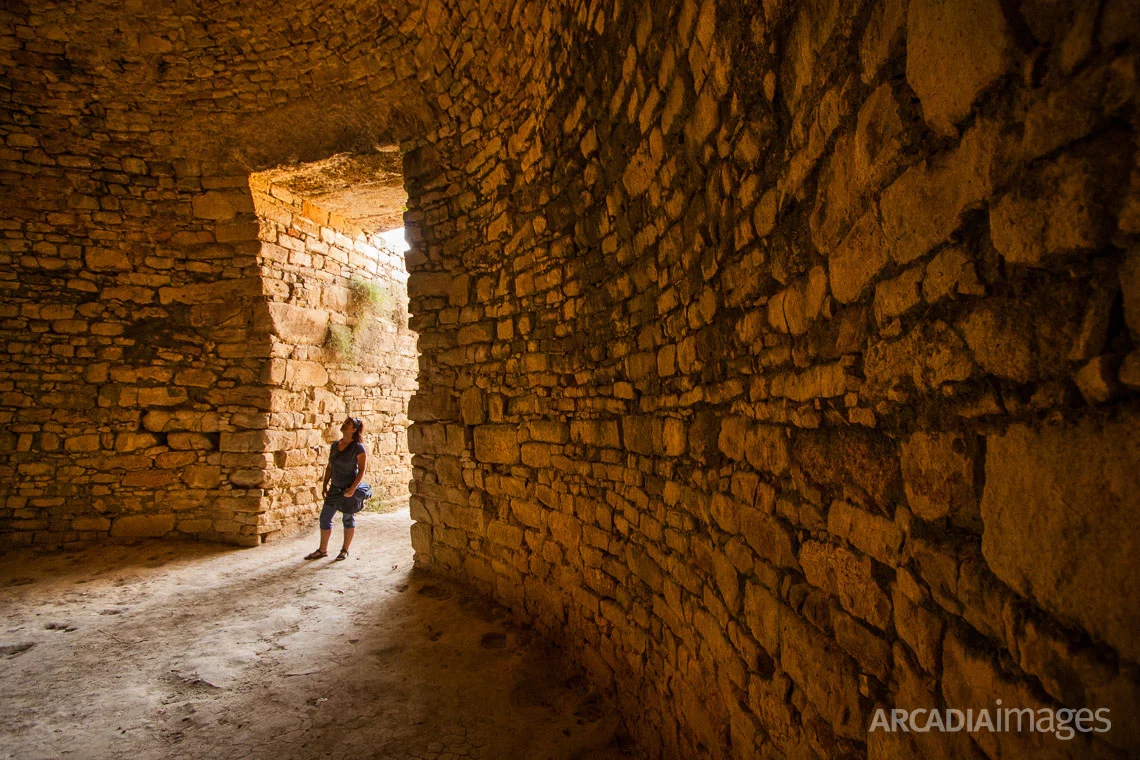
250, 154, 418, 535
3, 0, 1140, 758
0, 150, 416, 547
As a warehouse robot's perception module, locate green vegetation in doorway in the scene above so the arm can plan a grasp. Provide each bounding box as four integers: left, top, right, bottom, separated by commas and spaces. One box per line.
326, 275, 396, 361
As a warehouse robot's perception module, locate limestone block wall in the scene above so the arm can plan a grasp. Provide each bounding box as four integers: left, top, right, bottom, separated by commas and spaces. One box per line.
404, 0, 1140, 758
0, 159, 278, 546
250, 176, 417, 537
0, 0, 432, 549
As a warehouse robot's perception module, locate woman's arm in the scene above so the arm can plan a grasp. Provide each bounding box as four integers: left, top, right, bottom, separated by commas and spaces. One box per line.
322, 461, 331, 495
343, 449, 367, 496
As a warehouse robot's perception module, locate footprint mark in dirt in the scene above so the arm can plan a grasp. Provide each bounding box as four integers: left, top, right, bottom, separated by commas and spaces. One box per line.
417, 584, 452, 600
44, 622, 78, 632
1, 642, 36, 658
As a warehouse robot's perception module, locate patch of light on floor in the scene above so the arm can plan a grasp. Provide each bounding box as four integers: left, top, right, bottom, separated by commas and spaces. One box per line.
380, 227, 410, 253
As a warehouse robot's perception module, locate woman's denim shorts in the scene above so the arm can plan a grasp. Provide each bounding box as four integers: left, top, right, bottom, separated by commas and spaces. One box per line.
319, 491, 356, 530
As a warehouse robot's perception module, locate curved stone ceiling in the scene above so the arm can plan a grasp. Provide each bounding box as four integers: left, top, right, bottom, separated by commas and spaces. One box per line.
251, 148, 407, 234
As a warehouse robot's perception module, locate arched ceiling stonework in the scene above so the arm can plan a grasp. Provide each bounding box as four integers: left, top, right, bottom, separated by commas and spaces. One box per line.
251, 149, 407, 235
3, 0, 551, 171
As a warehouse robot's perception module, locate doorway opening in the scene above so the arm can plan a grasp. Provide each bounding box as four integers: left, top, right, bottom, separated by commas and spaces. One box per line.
247, 148, 418, 542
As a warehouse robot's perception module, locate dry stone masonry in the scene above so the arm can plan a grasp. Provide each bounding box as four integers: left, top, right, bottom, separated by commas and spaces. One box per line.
250, 166, 417, 532
1, 1, 423, 547
3, 0, 1140, 758
402, 1, 1140, 758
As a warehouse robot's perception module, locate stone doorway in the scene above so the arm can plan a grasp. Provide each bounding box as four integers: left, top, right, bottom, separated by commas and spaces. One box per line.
248, 150, 419, 543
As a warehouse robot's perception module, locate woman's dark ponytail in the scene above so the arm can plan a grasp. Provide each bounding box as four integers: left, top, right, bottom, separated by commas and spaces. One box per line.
352, 417, 364, 443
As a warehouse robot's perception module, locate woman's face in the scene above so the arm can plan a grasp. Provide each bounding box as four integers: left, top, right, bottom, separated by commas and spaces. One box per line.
340, 419, 356, 436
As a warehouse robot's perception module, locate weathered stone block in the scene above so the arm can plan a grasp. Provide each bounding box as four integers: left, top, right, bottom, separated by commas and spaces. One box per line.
408, 391, 458, 422
138, 387, 188, 407
779, 607, 867, 740
827, 500, 903, 566
799, 540, 891, 629
177, 519, 213, 533
173, 368, 217, 388
891, 586, 943, 673
990, 154, 1106, 265
622, 415, 662, 455
460, 387, 486, 425
717, 416, 748, 461
879, 119, 999, 264
921, 246, 983, 302
740, 509, 798, 569
114, 432, 157, 452
229, 469, 269, 487
407, 272, 452, 299
744, 425, 789, 475
906, 0, 1012, 136
192, 190, 254, 220
84, 248, 132, 270
64, 434, 101, 452
829, 210, 888, 304
182, 466, 221, 489
72, 517, 111, 532
662, 417, 687, 456
122, 470, 172, 488
795, 427, 901, 508
526, 420, 568, 443
220, 431, 268, 452
167, 433, 214, 451
283, 360, 328, 388
473, 425, 520, 465
900, 431, 978, 524
860, 0, 907, 83
570, 419, 620, 448
267, 302, 329, 345
981, 413, 1140, 663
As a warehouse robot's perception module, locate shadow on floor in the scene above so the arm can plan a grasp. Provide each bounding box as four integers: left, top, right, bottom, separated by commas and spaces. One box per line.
0, 509, 640, 760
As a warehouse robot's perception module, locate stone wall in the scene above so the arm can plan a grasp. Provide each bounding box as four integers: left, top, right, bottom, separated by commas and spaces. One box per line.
250, 173, 417, 536
0, 157, 276, 546
404, 0, 1140, 758
0, 0, 427, 548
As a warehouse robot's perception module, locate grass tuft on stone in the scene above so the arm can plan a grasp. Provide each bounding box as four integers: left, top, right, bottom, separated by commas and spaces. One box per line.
348, 276, 393, 316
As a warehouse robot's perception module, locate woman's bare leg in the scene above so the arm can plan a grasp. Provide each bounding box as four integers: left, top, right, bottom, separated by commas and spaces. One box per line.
342, 527, 355, 552
319, 528, 331, 552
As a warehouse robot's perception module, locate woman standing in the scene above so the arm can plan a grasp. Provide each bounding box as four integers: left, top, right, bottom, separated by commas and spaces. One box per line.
305, 416, 368, 561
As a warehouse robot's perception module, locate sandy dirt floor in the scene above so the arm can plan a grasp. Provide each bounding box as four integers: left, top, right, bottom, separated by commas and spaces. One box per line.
0, 508, 639, 760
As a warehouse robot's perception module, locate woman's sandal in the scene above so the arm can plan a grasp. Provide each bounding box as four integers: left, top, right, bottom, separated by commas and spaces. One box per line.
304, 549, 328, 560
335, 548, 349, 561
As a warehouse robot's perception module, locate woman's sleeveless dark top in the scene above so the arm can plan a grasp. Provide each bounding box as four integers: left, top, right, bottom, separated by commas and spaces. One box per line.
329, 441, 365, 488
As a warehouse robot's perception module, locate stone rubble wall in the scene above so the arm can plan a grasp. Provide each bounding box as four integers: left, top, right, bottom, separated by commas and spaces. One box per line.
250, 178, 417, 537
0, 160, 277, 546
0, 0, 431, 548
403, 0, 1140, 758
